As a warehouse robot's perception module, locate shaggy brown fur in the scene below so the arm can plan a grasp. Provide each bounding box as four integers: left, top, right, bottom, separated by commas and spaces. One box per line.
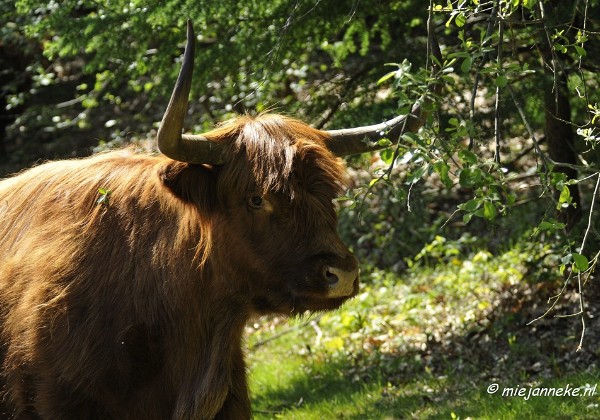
0, 114, 359, 419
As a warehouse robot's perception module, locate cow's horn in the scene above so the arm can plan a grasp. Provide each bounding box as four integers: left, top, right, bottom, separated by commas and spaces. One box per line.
157, 20, 224, 165
325, 17, 442, 157
324, 102, 428, 156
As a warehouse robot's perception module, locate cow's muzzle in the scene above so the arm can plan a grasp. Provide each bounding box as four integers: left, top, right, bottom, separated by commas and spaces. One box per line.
323, 265, 359, 298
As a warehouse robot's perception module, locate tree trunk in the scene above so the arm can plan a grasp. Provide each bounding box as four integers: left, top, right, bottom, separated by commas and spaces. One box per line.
544, 70, 582, 230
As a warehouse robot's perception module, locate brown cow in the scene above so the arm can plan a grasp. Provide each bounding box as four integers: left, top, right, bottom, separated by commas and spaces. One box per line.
0, 21, 437, 419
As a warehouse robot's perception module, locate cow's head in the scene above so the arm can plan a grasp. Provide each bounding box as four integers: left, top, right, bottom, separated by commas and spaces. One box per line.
199, 113, 360, 313
157, 21, 438, 314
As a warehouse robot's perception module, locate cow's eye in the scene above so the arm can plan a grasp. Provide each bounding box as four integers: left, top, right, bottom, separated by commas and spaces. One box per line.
248, 195, 265, 209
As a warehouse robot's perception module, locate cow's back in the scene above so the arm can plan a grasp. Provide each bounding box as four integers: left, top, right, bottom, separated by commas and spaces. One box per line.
0, 151, 206, 418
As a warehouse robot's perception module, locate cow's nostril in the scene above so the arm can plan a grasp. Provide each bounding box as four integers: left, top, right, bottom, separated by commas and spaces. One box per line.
323, 265, 358, 298
324, 268, 339, 285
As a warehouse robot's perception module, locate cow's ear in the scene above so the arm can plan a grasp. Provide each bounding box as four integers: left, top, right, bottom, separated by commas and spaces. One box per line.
160, 162, 217, 210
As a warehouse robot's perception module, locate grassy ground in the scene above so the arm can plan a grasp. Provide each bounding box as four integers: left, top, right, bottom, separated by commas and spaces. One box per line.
246, 244, 600, 419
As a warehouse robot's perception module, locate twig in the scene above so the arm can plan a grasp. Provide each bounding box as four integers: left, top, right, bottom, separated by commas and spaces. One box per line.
527, 272, 573, 325
494, 15, 504, 163
506, 85, 550, 171
311, 320, 323, 347
468, 1, 498, 150
548, 159, 599, 174
250, 316, 320, 350
56, 95, 86, 109
315, 68, 369, 130
576, 272, 585, 352
575, 170, 600, 349
528, 172, 600, 349
580, 172, 600, 252
356, 3, 442, 219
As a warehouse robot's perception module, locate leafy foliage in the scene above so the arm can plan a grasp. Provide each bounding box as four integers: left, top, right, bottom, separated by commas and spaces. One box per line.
11, 0, 430, 128
3, 0, 600, 346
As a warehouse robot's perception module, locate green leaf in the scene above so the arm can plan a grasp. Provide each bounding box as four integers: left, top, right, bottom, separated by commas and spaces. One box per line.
433, 161, 453, 189
463, 212, 474, 224
459, 167, 484, 188
82, 97, 99, 109
459, 168, 472, 187
495, 74, 508, 88
407, 163, 429, 184
323, 336, 344, 351
574, 45, 587, 57
506, 193, 517, 206
455, 13, 466, 28
559, 264, 567, 276
557, 186, 571, 209
377, 71, 397, 85
401, 132, 423, 146
483, 201, 497, 220
458, 198, 481, 213
376, 138, 392, 148
554, 44, 567, 54
461, 56, 473, 73
538, 220, 566, 231
380, 148, 394, 164
572, 253, 589, 272
97, 187, 112, 206
446, 51, 471, 60
458, 149, 478, 165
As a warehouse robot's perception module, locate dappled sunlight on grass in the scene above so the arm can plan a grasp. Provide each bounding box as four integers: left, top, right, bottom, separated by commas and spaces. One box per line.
246, 243, 600, 418
313, 246, 529, 359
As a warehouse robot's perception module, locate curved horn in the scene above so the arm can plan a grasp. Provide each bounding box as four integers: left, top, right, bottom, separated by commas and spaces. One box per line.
325, 17, 442, 157
325, 102, 428, 156
157, 20, 224, 165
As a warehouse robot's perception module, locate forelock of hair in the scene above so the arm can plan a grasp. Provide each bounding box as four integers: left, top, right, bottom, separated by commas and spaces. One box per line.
206, 114, 347, 197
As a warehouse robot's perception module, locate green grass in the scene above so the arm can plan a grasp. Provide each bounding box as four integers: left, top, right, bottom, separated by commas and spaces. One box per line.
247, 244, 600, 419
249, 328, 600, 419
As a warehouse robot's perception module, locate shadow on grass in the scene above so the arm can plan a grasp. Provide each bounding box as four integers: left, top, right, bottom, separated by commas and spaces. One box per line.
251, 355, 433, 419
251, 284, 600, 419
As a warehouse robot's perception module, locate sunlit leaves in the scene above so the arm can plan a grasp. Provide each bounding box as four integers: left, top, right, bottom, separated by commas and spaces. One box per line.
379, 148, 395, 164
458, 197, 498, 223
433, 160, 453, 189
548, 171, 579, 211
560, 253, 590, 275
536, 219, 566, 233
557, 185, 573, 210
446, 117, 469, 138
377, 60, 412, 85
406, 162, 430, 185
97, 187, 111, 206
572, 253, 589, 272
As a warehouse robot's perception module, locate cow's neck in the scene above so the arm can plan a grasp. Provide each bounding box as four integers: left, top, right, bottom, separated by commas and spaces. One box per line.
165, 275, 250, 417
